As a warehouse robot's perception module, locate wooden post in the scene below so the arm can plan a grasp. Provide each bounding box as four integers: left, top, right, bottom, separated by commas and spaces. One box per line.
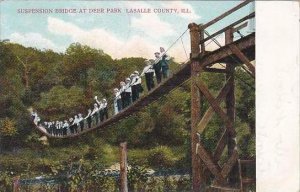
199, 24, 205, 56
119, 142, 128, 192
189, 23, 205, 192
225, 28, 238, 184
13, 176, 20, 192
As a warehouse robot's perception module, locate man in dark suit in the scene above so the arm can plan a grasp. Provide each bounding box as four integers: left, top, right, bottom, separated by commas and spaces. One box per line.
153, 52, 162, 84
160, 47, 170, 79
141, 60, 155, 91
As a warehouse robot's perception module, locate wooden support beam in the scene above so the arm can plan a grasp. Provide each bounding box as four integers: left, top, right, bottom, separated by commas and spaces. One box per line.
196, 142, 226, 185
211, 150, 238, 186
233, 22, 248, 33
203, 68, 229, 73
196, 78, 232, 133
198, 141, 239, 187
238, 159, 244, 192
189, 22, 205, 192
221, 150, 239, 178
201, 33, 255, 68
229, 44, 255, 78
210, 185, 240, 192
213, 129, 228, 162
199, 24, 205, 56
196, 80, 234, 133
202, 0, 254, 29
119, 142, 128, 192
13, 176, 20, 192
225, 28, 239, 184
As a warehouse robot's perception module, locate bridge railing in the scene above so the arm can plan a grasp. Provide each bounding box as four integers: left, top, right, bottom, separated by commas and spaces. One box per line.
198, 0, 255, 54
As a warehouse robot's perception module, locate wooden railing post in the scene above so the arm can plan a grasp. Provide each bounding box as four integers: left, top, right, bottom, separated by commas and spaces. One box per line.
13, 176, 20, 192
189, 23, 205, 192
225, 27, 238, 185
199, 24, 205, 56
119, 142, 128, 192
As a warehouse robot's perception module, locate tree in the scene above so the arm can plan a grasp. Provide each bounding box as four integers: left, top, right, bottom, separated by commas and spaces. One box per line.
0, 118, 17, 137
35, 85, 90, 121
0, 118, 18, 152
63, 43, 113, 87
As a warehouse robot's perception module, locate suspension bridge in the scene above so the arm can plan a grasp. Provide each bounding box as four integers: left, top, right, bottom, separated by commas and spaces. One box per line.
31, 0, 256, 191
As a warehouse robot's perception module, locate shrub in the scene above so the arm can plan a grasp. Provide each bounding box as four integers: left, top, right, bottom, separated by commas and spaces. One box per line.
147, 146, 177, 169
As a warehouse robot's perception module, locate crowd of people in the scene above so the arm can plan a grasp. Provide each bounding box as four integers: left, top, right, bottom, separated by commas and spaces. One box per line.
32, 47, 170, 136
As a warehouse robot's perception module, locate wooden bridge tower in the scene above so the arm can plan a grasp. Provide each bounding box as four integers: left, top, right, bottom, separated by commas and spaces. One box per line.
189, 0, 255, 191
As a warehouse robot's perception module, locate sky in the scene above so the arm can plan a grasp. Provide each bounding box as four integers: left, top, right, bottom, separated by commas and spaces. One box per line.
0, 1, 254, 62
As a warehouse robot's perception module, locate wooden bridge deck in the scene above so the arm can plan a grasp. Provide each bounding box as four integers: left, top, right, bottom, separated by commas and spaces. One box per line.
36, 33, 255, 138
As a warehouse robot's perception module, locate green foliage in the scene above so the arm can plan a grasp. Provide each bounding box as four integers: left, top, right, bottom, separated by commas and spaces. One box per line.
0, 171, 14, 191
35, 85, 89, 120
63, 43, 113, 90
236, 120, 255, 158
236, 67, 255, 131
0, 118, 17, 137
128, 164, 148, 191
24, 133, 48, 149
0, 40, 255, 190
147, 146, 177, 169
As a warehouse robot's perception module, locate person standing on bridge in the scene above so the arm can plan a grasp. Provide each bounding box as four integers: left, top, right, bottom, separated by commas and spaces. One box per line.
113, 88, 122, 114
91, 103, 99, 126
31, 110, 38, 122
60, 121, 64, 135
63, 120, 69, 136
160, 47, 170, 79
51, 121, 56, 135
124, 78, 132, 107
85, 109, 92, 129
131, 71, 143, 102
73, 115, 80, 134
95, 96, 103, 123
141, 60, 155, 91
120, 81, 126, 109
69, 118, 74, 134
54, 121, 59, 136
32, 111, 41, 126
100, 101, 105, 122
48, 121, 53, 135
43, 122, 49, 133
130, 73, 138, 102
102, 98, 108, 120
153, 52, 162, 84
58, 121, 63, 136
78, 113, 84, 132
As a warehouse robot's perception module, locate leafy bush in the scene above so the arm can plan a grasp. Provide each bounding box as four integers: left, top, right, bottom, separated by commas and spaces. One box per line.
0, 171, 13, 191
0, 118, 17, 137
147, 146, 177, 168
127, 164, 148, 191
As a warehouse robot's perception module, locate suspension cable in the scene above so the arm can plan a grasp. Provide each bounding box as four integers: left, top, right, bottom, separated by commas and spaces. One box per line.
180, 37, 189, 60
